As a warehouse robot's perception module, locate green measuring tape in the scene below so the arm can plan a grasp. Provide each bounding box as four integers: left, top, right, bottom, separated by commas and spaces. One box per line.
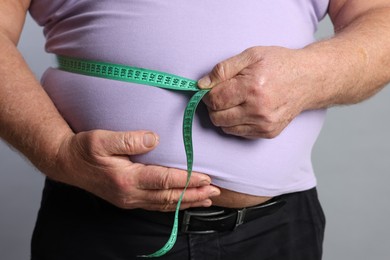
57, 56, 209, 258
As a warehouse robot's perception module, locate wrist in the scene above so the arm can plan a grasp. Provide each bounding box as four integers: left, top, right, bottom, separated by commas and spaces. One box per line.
32, 129, 72, 176
298, 38, 368, 110
43, 131, 76, 184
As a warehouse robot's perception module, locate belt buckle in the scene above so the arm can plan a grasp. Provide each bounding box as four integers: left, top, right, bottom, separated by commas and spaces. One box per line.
181, 199, 287, 234
234, 208, 247, 229
181, 209, 225, 234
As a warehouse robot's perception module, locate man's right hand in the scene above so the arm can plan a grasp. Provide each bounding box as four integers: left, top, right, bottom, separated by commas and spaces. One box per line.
1, 0, 220, 213
51, 130, 220, 212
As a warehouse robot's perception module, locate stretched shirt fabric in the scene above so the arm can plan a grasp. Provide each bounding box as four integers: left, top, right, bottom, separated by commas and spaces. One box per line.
29, 0, 329, 197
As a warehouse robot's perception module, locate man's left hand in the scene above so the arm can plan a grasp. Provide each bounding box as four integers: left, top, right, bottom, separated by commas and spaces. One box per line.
198, 46, 315, 139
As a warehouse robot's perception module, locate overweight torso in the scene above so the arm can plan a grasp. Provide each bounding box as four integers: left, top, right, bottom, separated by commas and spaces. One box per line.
30, 0, 329, 197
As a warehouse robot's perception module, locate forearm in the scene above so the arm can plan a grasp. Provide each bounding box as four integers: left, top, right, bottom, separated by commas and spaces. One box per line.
0, 33, 73, 173
302, 7, 390, 110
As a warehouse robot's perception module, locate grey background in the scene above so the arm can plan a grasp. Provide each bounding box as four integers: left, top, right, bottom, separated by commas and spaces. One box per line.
1, 14, 389, 260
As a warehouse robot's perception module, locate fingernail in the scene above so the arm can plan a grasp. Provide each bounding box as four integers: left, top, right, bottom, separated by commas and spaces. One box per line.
200, 179, 211, 186
143, 133, 158, 148
202, 199, 212, 207
209, 187, 220, 196
198, 75, 211, 89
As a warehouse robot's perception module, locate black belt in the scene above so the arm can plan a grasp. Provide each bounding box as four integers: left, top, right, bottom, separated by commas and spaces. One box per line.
181, 197, 286, 234
47, 179, 289, 234
94, 190, 287, 234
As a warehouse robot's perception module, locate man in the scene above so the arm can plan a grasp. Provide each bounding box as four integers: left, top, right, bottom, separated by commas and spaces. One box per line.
0, 0, 389, 259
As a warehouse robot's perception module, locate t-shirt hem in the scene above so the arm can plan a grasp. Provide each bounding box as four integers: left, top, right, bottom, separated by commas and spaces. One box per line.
211, 177, 317, 197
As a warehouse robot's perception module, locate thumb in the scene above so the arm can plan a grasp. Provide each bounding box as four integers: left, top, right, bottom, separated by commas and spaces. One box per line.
197, 48, 255, 89
100, 130, 159, 156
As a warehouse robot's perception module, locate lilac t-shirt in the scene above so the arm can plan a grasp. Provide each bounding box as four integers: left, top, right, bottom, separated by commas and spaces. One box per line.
29, 0, 329, 196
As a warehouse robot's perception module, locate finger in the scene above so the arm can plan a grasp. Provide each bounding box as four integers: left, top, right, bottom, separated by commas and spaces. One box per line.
208, 106, 247, 127
134, 199, 213, 212
139, 185, 220, 206
178, 199, 213, 210
221, 125, 252, 137
202, 77, 248, 111
136, 165, 213, 189
222, 124, 280, 139
198, 48, 256, 89
97, 130, 159, 156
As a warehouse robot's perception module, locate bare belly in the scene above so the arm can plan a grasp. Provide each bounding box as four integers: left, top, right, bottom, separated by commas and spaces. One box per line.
211, 187, 272, 208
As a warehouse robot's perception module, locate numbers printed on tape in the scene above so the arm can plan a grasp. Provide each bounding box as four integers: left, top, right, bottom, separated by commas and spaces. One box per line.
57, 56, 210, 258
57, 56, 199, 91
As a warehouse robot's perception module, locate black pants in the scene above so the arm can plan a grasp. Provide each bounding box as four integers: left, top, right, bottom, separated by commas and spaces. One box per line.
31, 179, 325, 260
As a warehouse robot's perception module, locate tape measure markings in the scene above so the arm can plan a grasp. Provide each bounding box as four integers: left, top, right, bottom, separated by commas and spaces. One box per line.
57, 56, 199, 91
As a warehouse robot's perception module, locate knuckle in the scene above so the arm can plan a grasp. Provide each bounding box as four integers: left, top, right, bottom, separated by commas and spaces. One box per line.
222, 126, 238, 136
111, 177, 129, 195
224, 111, 237, 125
208, 97, 219, 111
266, 113, 279, 126
74, 130, 107, 163
263, 131, 278, 139
206, 92, 223, 111
83, 130, 102, 154
109, 172, 135, 198
246, 75, 267, 99
221, 127, 231, 135
161, 189, 177, 205
159, 168, 173, 189
122, 132, 140, 154
243, 47, 262, 62
258, 121, 279, 138
213, 62, 228, 81
261, 122, 275, 134
166, 190, 177, 204
160, 204, 175, 212
243, 46, 257, 55
249, 81, 264, 97
194, 189, 207, 202
110, 183, 138, 209
209, 112, 221, 126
